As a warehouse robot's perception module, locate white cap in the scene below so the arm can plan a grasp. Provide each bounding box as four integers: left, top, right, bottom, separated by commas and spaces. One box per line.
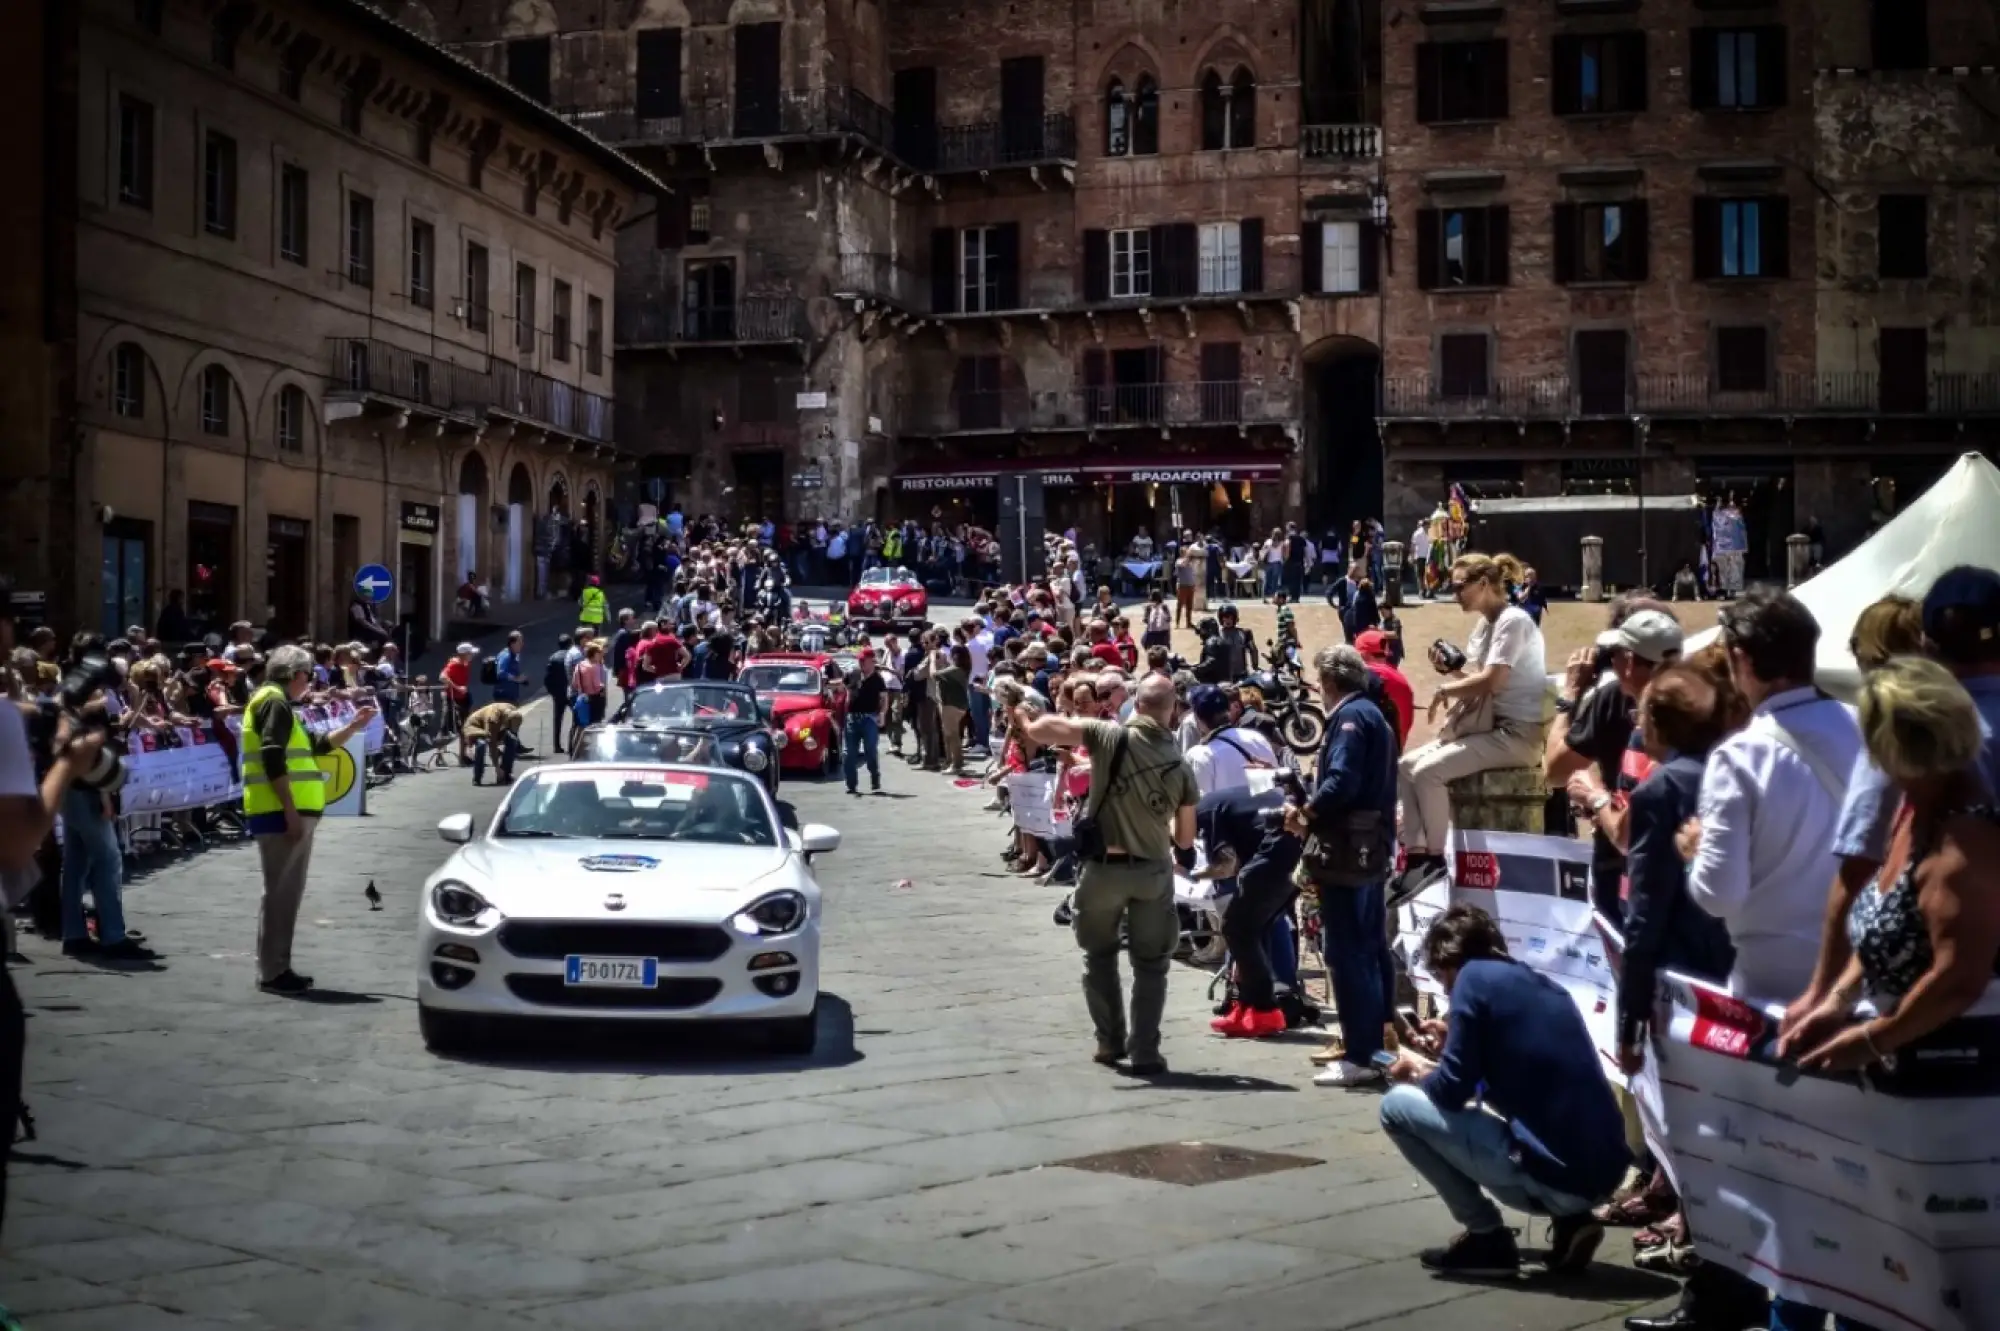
455, 642, 478, 655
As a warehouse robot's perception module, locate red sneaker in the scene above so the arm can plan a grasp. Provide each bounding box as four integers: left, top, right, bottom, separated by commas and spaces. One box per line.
1241, 1006, 1287, 1037
1210, 1003, 1249, 1035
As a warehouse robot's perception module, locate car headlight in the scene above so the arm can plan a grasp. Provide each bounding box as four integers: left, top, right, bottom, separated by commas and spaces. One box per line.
742, 745, 769, 771
732, 890, 808, 936
431, 881, 492, 927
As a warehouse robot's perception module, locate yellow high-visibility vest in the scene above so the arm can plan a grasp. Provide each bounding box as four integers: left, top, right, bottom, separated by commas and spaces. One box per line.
578, 585, 608, 624
240, 684, 327, 816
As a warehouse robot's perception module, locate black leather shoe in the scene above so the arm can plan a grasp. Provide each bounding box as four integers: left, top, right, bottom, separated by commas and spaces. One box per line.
1624, 1312, 1700, 1331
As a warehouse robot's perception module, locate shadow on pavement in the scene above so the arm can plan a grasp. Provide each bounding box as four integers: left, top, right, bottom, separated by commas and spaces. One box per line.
436, 992, 863, 1075
276, 988, 386, 1006
1431, 1260, 1680, 1303
1117, 1069, 1298, 1093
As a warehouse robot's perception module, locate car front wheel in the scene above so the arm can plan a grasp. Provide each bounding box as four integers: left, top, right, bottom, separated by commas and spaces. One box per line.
764, 999, 820, 1055
419, 1005, 484, 1054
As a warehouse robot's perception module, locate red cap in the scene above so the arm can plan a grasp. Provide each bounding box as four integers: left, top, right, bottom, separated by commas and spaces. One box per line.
1354, 629, 1390, 658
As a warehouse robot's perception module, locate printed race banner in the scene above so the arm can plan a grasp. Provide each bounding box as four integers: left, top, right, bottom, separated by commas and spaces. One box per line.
121, 725, 239, 814
1634, 970, 2000, 1331
1004, 771, 1069, 841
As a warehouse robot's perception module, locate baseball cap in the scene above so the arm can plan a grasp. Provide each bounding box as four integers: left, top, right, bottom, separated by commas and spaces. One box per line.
1354, 629, 1391, 659
1596, 609, 1684, 664
1921, 565, 2000, 649
1189, 684, 1232, 724
455, 641, 478, 655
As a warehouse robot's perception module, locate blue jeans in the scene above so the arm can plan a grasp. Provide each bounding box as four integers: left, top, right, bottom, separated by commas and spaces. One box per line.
1380, 1084, 1595, 1232
1770, 1299, 1880, 1331
967, 691, 991, 749
1262, 565, 1282, 596
843, 715, 880, 791
1268, 912, 1299, 992
472, 731, 520, 784
1319, 879, 1396, 1063
60, 785, 128, 945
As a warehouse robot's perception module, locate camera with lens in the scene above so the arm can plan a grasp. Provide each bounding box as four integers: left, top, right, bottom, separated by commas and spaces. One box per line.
1257, 768, 1309, 833
26, 652, 126, 792
1430, 639, 1468, 674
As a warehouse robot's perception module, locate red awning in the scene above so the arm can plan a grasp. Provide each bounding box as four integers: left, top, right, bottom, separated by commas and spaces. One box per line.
894, 455, 1286, 492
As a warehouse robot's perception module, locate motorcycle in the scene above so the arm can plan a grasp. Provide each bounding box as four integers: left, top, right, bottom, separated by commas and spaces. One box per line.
1245, 656, 1326, 756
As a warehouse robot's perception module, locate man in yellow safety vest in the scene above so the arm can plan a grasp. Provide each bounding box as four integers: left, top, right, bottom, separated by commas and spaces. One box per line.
242, 644, 376, 994
578, 574, 609, 629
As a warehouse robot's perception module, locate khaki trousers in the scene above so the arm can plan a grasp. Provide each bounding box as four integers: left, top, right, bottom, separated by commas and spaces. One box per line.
1396, 722, 1542, 853
255, 817, 320, 983
939, 704, 967, 772
1071, 859, 1178, 1063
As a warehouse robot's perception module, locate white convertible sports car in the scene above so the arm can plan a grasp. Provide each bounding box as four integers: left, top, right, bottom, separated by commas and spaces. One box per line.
416, 762, 839, 1055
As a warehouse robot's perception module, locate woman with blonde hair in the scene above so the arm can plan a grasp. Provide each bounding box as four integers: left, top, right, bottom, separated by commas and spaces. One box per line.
1848, 594, 1925, 672
1396, 551, 1549, 880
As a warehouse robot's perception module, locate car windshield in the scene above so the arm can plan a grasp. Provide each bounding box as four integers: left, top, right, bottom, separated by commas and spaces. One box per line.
859, 567, 913, 586
581, 729, 732, 766
628, 684, 757, 723
497, 768, 777, 846
739, 665, 820, 694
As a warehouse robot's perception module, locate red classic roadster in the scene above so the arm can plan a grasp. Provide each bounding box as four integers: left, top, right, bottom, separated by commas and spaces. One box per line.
738, 653, 850, 776
846, 566, 928, 629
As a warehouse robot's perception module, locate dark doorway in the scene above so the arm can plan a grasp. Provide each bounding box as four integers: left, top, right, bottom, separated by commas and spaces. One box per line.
1878, 327, 1929, 413
952, 355, 1005, 431
635, 28, 683, 121
1111, 347, 1163, 423
1309, 350, 1383, 533
1575, 330, 1630, 416
266, 516, 311, 638
893, 67, 938, 169
399, 540, 433, 657
1000, 56, 1046, 161
733, 23, 783, 138
684, 260, 736, 340
186, 500, 237, 632
1200, 342, 1243, 422
100, 517, 150, 639
732, 451, 784, 523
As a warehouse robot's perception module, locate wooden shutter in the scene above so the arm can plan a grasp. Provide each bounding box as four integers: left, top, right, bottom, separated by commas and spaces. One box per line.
635, 28, 683, 119
1083, 229, 1110, 302
1415, 43, 1440, 123
1152, 222, 1198, 297
1416, 208, 1440, 289
1239, 218, 1264, 293
931, 227, 958, 313
654, 190, 686, 248
1302, 220, 1323, 293
1692, 197, 1720, 279
1689, 29, 1719, 109
1761, 194, 1790, 277
1625, 199, 1650, 281
1486, 40, 1510, 118
1551, 35, 1581, 115
1487, 206, 1511, 285
1621, 32, 1650, 112
1553, 203, 1578, 283
992, 222, 1021, 310
1358, 223, 1380, 293
1756, 26, 1788, 107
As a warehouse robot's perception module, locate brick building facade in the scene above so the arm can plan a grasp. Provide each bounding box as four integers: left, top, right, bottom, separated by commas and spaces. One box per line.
424, 0, 1997, 581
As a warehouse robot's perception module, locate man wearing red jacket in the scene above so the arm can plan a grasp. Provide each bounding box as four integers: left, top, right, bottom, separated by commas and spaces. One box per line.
1354, 629, 1413, 749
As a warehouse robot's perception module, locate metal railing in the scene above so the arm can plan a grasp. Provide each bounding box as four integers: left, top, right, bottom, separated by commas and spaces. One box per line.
932, 113, 1077, 172
1301, 123, 1383, 161
329, 339, 612, 441
1381, 376, 1576, 419
557, 85, 895, 152
616, 295, 810, 346
1380, 372, 2000, 419
901, 380, 1298, 435
1096, 252, 1304, 304
834, 252, 923, 309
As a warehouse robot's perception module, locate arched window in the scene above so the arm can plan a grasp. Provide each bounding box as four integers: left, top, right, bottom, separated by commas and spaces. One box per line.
112, 343, 146, 418
199, 364, 232, 435
1105, 79, 1129, 156
1201, 70, 1227, 150
1229, 67, 1257, 149
1202, 67, 1257, 150
276, 385, 307, 452
1134, 75, 1160, 155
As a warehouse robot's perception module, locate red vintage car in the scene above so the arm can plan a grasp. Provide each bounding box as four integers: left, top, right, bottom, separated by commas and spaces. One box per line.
846, 566, 928, 629
738, 653, 849, 776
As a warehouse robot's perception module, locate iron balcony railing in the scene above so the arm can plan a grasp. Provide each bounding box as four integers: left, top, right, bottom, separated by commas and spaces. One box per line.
902, 380, 1299, 436
616, 295, 810, 346
1095, 252, 1304, 305
1301, 123, 1383, 161
834, 252, 924, 309
330, 339, 612, 442
930, 113, 1078, 173
1381, 372, 2000, 419
557, 85, 894, 152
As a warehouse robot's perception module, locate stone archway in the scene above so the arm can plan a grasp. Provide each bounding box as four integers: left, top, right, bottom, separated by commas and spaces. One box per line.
502, 462, 534, 602
1301, 334, 1384, 543
455, 450, 490, 586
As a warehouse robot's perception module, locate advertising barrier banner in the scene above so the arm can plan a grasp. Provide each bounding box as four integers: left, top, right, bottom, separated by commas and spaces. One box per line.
120, 725, 239, 815
1004, 771, 1069, 841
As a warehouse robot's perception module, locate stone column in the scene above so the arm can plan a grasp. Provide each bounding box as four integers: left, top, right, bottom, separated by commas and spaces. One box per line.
1786, 533, 1811, 588
1581, 535, 1605, 602
1382, 540, 1405, 607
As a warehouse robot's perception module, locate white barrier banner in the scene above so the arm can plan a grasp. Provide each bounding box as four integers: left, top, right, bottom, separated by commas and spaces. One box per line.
301, 700, 386, 754
319, 735, 368, 817
120, 725, 240, 814
1634, 969, 2000, 1331
1004, 771, 1069, 840
1402, 827, 1623, 1083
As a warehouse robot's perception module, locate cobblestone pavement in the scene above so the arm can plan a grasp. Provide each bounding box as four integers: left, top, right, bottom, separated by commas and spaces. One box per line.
3, 699, 1680, 1330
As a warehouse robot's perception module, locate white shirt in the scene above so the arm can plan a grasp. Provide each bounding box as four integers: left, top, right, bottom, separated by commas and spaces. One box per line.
1687, 688, 1862, 1003
1412, 526, 1433, 561
1188, 724, 1278, 797
1466, 606, 1547, 725
967, 629, 994, 682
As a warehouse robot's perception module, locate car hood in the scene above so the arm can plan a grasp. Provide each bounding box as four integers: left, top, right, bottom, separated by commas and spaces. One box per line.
446, 839, 798, 917
851, 585, 920, 598
763, 693, 830, 717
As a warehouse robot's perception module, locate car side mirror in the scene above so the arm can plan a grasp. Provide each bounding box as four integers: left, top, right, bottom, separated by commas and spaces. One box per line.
438, 813, 475, 844
784, 827, 803, 851
800, 823, 841, 855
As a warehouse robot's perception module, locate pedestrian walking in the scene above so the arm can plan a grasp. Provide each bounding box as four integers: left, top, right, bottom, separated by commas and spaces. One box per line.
843, 650, 889, 794
542, 633, 573, 753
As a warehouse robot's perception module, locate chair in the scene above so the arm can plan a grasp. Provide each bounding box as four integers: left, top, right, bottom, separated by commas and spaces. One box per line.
1232, 567, 1262, 599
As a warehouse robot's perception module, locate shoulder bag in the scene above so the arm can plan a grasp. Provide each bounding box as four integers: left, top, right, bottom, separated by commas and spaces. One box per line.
1302, 701, 1392, 887
1072, 728, 1130, 863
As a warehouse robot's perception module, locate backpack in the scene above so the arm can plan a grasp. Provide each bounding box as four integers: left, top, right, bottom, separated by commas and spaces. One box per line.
479, 657, 498, 685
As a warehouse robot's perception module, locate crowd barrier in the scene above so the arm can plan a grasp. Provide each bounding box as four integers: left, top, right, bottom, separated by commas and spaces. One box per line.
1402, 828, 2000, 1330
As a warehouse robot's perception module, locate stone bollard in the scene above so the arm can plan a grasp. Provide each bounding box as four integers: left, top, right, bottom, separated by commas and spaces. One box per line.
1447, 766, 1554, 836
1786, 533, 1811, 588
1581, 535, 1605, 602
1382, 541, 1406, 607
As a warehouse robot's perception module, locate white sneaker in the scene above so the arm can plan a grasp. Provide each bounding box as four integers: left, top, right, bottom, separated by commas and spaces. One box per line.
1313, 1060, 1383, 1087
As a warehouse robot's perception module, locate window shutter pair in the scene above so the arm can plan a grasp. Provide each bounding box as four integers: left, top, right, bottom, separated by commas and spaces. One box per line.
1300, 220, 1378, 294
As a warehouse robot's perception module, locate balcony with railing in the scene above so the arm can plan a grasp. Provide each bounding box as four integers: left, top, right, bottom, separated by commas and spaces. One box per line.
833, 252, 924, 310
617, 295, 810, 348
1380, 371, 2000, 421
1301, 123, 1383, 162
328, 339, 612, 442
926, 113, 1078, 174
902, 380, 1299, 436
557, 85, 893, 153
1094, 252, 1304, 308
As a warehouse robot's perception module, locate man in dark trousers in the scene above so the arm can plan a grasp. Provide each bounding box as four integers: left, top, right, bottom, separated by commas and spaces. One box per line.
1201, 785, 1305, 1039
543, 633, 574, 752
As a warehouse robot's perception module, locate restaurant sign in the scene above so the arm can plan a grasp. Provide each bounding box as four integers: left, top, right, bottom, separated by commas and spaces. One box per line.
896, 463, 1277, 492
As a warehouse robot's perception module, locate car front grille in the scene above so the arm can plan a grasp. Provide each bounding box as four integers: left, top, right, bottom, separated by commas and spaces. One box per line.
504, 976, 723, 1010
497, 921, 733, 963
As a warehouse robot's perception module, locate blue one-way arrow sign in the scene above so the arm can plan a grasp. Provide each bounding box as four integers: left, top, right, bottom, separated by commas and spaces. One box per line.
354, 564, 395, 604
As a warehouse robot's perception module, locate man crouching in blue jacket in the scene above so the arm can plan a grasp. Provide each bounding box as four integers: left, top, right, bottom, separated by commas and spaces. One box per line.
1379, 903, 1630, 1279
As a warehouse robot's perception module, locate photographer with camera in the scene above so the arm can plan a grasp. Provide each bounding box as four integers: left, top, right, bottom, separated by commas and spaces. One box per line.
1202, 780, 1307, 1039
1279, 646, 1399, 1087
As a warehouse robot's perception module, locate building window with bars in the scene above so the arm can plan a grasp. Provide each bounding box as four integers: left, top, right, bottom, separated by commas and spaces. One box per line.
346, 193, 374, 286
277, 385, 306, 451
199, 365, 231, 435
112, 344, 146, 418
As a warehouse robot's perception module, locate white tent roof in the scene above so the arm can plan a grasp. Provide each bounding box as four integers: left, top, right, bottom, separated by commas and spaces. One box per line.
1688, 452, 2000, 696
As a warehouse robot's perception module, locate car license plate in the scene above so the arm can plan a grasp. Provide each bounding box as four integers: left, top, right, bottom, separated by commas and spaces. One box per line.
563, 956, 659, 988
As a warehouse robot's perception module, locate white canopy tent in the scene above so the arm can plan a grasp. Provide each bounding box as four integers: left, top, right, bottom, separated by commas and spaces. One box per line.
1686, 452, 2000, 697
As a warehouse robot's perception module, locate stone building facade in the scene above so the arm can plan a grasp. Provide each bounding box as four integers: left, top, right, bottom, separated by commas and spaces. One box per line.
423, 0, 1994, 580
3, 0, 653, 646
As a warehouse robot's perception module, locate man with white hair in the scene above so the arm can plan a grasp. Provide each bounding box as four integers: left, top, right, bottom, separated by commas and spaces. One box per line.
242, 644, 375, 994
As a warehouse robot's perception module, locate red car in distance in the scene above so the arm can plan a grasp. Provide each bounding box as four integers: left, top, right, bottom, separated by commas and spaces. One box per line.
846, 566, 927, 629
738, 653, 849, 777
